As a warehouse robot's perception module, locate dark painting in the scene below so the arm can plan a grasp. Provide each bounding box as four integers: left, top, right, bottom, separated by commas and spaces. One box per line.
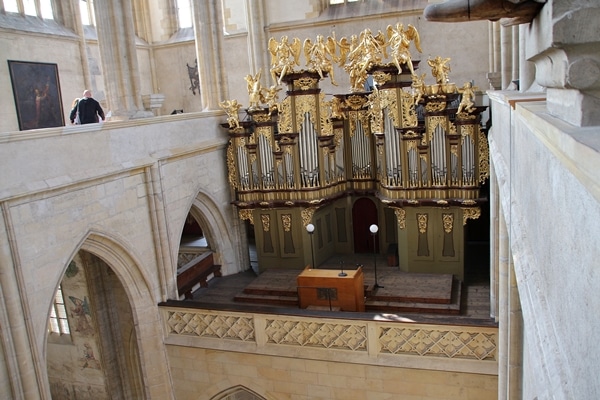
8, 60, 65, 130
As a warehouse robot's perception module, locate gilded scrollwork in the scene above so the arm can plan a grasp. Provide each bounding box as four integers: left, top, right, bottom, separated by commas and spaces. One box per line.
462, 207, 481, 225
301, 207, 317, 226
400, 90, 418, 127
478, 127, 490, 183
281, 214, 292, 232
261, 214, 270, 232
393, 207, 406, 229
442, 213, 454, 233
278, 96, 293, 133
239, 209, 254, 225
226, 140, 237, 189
417, 213, 428, 234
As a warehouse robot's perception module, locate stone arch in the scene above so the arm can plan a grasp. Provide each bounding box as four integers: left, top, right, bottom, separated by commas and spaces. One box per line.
179, 190, 247, 276
44, 229, 173, 399
209, 384, 268, 400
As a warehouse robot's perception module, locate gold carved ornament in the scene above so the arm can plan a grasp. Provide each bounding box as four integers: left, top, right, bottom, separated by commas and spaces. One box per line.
301, 207, 318, 226
278, 96, 293, 133
367, 89, 383, 133
294, 77, 318, 90
261, 214, 270, 231
478, 128, 490, 183
426, 115, 446, 145
393, 208, 406, 229
372, 71, 391, 86
295, 95, 317, 130
462, 207, 481, 225
281, 214, 292, 232
226, 140, 238, 189
417, 213, 428, 233
425, 102, 446, 112
319, 93, 333, 136
239, 209, 254, 225
442, 213, 454, 233
380, 89, 399, 128
400, 90, 418, 127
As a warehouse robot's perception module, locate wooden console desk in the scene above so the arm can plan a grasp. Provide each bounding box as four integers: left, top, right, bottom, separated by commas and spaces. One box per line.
296, 266, 365, 312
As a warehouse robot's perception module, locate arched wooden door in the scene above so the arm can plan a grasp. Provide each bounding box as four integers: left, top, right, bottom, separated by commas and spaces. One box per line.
352, 197, 378, 253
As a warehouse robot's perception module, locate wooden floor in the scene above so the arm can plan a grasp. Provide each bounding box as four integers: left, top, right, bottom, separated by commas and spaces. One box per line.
188, 249, 495, 326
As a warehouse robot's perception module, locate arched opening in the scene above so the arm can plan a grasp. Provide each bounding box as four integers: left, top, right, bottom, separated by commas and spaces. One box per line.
352, 197, 378, 253
210, 384, 267, 400
46, 250, 143, 399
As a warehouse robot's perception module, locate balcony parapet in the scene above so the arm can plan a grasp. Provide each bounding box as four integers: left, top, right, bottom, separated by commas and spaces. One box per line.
160, 303, 498, 375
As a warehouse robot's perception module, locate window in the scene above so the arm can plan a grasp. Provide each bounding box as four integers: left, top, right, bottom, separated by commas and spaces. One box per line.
3, 0, 54, 19
176, 0, 192, 29
79, 0, 95, 26
49, 285, 70, 335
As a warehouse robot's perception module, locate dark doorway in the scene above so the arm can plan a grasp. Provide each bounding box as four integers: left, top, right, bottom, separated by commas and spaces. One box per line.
352, 197, 378, 253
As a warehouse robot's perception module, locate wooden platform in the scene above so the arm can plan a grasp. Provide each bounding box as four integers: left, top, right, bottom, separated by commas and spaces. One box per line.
233, 268, 462, 315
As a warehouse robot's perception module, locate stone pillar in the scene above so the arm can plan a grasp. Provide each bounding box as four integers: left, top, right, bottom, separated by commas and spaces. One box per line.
518, 24, 536, 92
94, 1, 153, 120
497, 211, 509, 400
500, 25, 513, 90
487, 22, 502, 90
508, 258, 523, 399
511, 26, 519, 86
489, 158, 499, 320
245, 0, 270, 84
192, 0, 227, 110
528, 2, 600, 126
0, 205, 45, 399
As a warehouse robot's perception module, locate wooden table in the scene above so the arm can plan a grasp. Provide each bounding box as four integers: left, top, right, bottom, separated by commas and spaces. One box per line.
296, 266, 365, 312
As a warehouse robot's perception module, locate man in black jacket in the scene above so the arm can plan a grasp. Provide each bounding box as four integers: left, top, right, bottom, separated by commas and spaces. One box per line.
70, 90, 105, 124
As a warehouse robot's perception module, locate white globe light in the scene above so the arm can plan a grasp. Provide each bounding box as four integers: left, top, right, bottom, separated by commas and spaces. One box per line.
369, 224, 379, 234
306, 223, 315, 233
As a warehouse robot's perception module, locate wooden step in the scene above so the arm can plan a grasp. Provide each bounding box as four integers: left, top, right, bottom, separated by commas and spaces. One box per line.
234, 292, 299, 307
365, 279, 462, 315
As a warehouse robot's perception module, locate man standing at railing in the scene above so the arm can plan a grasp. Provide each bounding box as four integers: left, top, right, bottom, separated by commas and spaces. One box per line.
70, 90, 105, 125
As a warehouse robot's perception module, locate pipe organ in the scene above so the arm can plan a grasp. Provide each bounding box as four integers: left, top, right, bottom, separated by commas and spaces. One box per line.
220, 26, 489, 275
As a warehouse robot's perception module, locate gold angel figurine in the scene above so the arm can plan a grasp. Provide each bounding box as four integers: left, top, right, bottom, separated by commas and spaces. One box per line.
427, 55, 452, 85
263, 84, 282, 115
219, 99, 243, 129
411, 73, 427, 104
387, 23, 422, 75
268, 36, 302, 85
245, 69, 263, 110
457, 81, 478, 115
303, 34, 338, 85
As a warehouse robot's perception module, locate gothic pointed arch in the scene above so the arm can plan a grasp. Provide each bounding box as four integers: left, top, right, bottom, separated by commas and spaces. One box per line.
44, 229, 174, 399
180, 190, 247, 276
209, 384, 268, 400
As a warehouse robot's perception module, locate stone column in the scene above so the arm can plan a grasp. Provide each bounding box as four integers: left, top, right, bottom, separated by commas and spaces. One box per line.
0, 205, 44, 399
94, 1, 153, 120
497, 211, 509, 400
192, 0, 227, 110
245, 0, 270, 84
528, 2, 600, 126
511, 26, 519, 86
500, 25, 513, 90
487, 21, 502, 90
489, 158, 499, 320
508, 258, 523, 399
518, 24, 536, 92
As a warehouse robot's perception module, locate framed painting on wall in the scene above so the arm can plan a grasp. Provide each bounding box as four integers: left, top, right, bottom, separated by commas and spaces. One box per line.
8, 60, 65, 130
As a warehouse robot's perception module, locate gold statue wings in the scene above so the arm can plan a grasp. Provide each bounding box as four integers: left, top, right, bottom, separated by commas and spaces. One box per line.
406, 24, 422, 53
268, 37, 278, 66
303, 38, 313, 66
290, 37, 301, 65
